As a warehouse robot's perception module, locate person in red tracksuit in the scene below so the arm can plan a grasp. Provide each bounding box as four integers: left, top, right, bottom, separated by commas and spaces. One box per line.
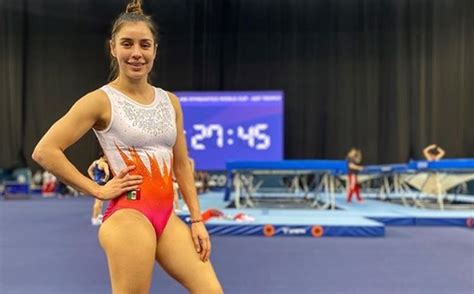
346, 148, 364, 203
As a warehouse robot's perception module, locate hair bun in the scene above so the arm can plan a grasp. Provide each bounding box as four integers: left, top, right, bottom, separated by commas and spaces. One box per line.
126, 0, 143, 15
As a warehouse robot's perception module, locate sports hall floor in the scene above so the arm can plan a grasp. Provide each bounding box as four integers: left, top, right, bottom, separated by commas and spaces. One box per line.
1, 194, 473, 293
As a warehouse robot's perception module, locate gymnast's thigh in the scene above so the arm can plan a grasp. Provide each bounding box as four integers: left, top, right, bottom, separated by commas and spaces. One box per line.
98, 209, 157, 293
155, 214, 223, 293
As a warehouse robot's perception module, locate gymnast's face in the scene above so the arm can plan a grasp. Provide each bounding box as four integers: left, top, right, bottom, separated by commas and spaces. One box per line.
111, 21, 157, 80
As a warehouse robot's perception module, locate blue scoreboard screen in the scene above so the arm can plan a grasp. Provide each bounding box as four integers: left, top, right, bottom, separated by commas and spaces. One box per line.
175, 91, 284, 170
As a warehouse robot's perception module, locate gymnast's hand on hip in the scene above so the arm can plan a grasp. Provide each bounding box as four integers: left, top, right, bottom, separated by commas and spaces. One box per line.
96, 165, 143, 200
191, 221, 211, 262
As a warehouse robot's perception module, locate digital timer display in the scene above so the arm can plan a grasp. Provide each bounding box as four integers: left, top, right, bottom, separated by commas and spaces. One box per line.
175, 91, 284, 170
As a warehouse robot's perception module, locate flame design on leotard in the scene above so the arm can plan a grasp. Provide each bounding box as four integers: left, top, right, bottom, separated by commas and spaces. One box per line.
102, 144, 174, 236
116, 145, 174, 200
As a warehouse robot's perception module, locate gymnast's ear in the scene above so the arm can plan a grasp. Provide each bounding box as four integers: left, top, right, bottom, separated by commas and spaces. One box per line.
109, 40, 116, 58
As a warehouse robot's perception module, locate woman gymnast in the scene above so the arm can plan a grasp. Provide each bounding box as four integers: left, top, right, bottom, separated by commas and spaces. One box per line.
87, 152, 110, 225
346, 148, 364, 203
32, 0, 223, 293
423, 144, 445, 161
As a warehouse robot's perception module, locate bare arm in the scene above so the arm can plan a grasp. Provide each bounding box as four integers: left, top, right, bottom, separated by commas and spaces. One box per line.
32, 91, 105, 197
435, 147, 445, 160
32, 90, 141, 199
169, 92, 210, 262
169, 92, 201, 220
423, 144, 436, 160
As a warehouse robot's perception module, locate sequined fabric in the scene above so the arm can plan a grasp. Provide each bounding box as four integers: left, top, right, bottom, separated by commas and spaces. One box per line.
93, 85, 177, 174
117, 97, 175, 137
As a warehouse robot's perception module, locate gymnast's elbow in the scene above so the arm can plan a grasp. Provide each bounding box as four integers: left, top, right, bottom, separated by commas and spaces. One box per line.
32, 144, 52, 167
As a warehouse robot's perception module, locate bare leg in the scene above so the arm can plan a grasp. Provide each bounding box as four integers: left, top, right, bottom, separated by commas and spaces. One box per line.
156, 214, 223, 294
99, 209, 157, 294
92, 199, 103, 219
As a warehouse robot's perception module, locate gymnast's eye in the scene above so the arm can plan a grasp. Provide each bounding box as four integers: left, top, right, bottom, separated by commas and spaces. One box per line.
140, 41, 152, 49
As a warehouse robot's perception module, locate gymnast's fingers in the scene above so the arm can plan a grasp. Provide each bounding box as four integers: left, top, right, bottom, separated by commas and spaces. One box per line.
117, 165, 136, 178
